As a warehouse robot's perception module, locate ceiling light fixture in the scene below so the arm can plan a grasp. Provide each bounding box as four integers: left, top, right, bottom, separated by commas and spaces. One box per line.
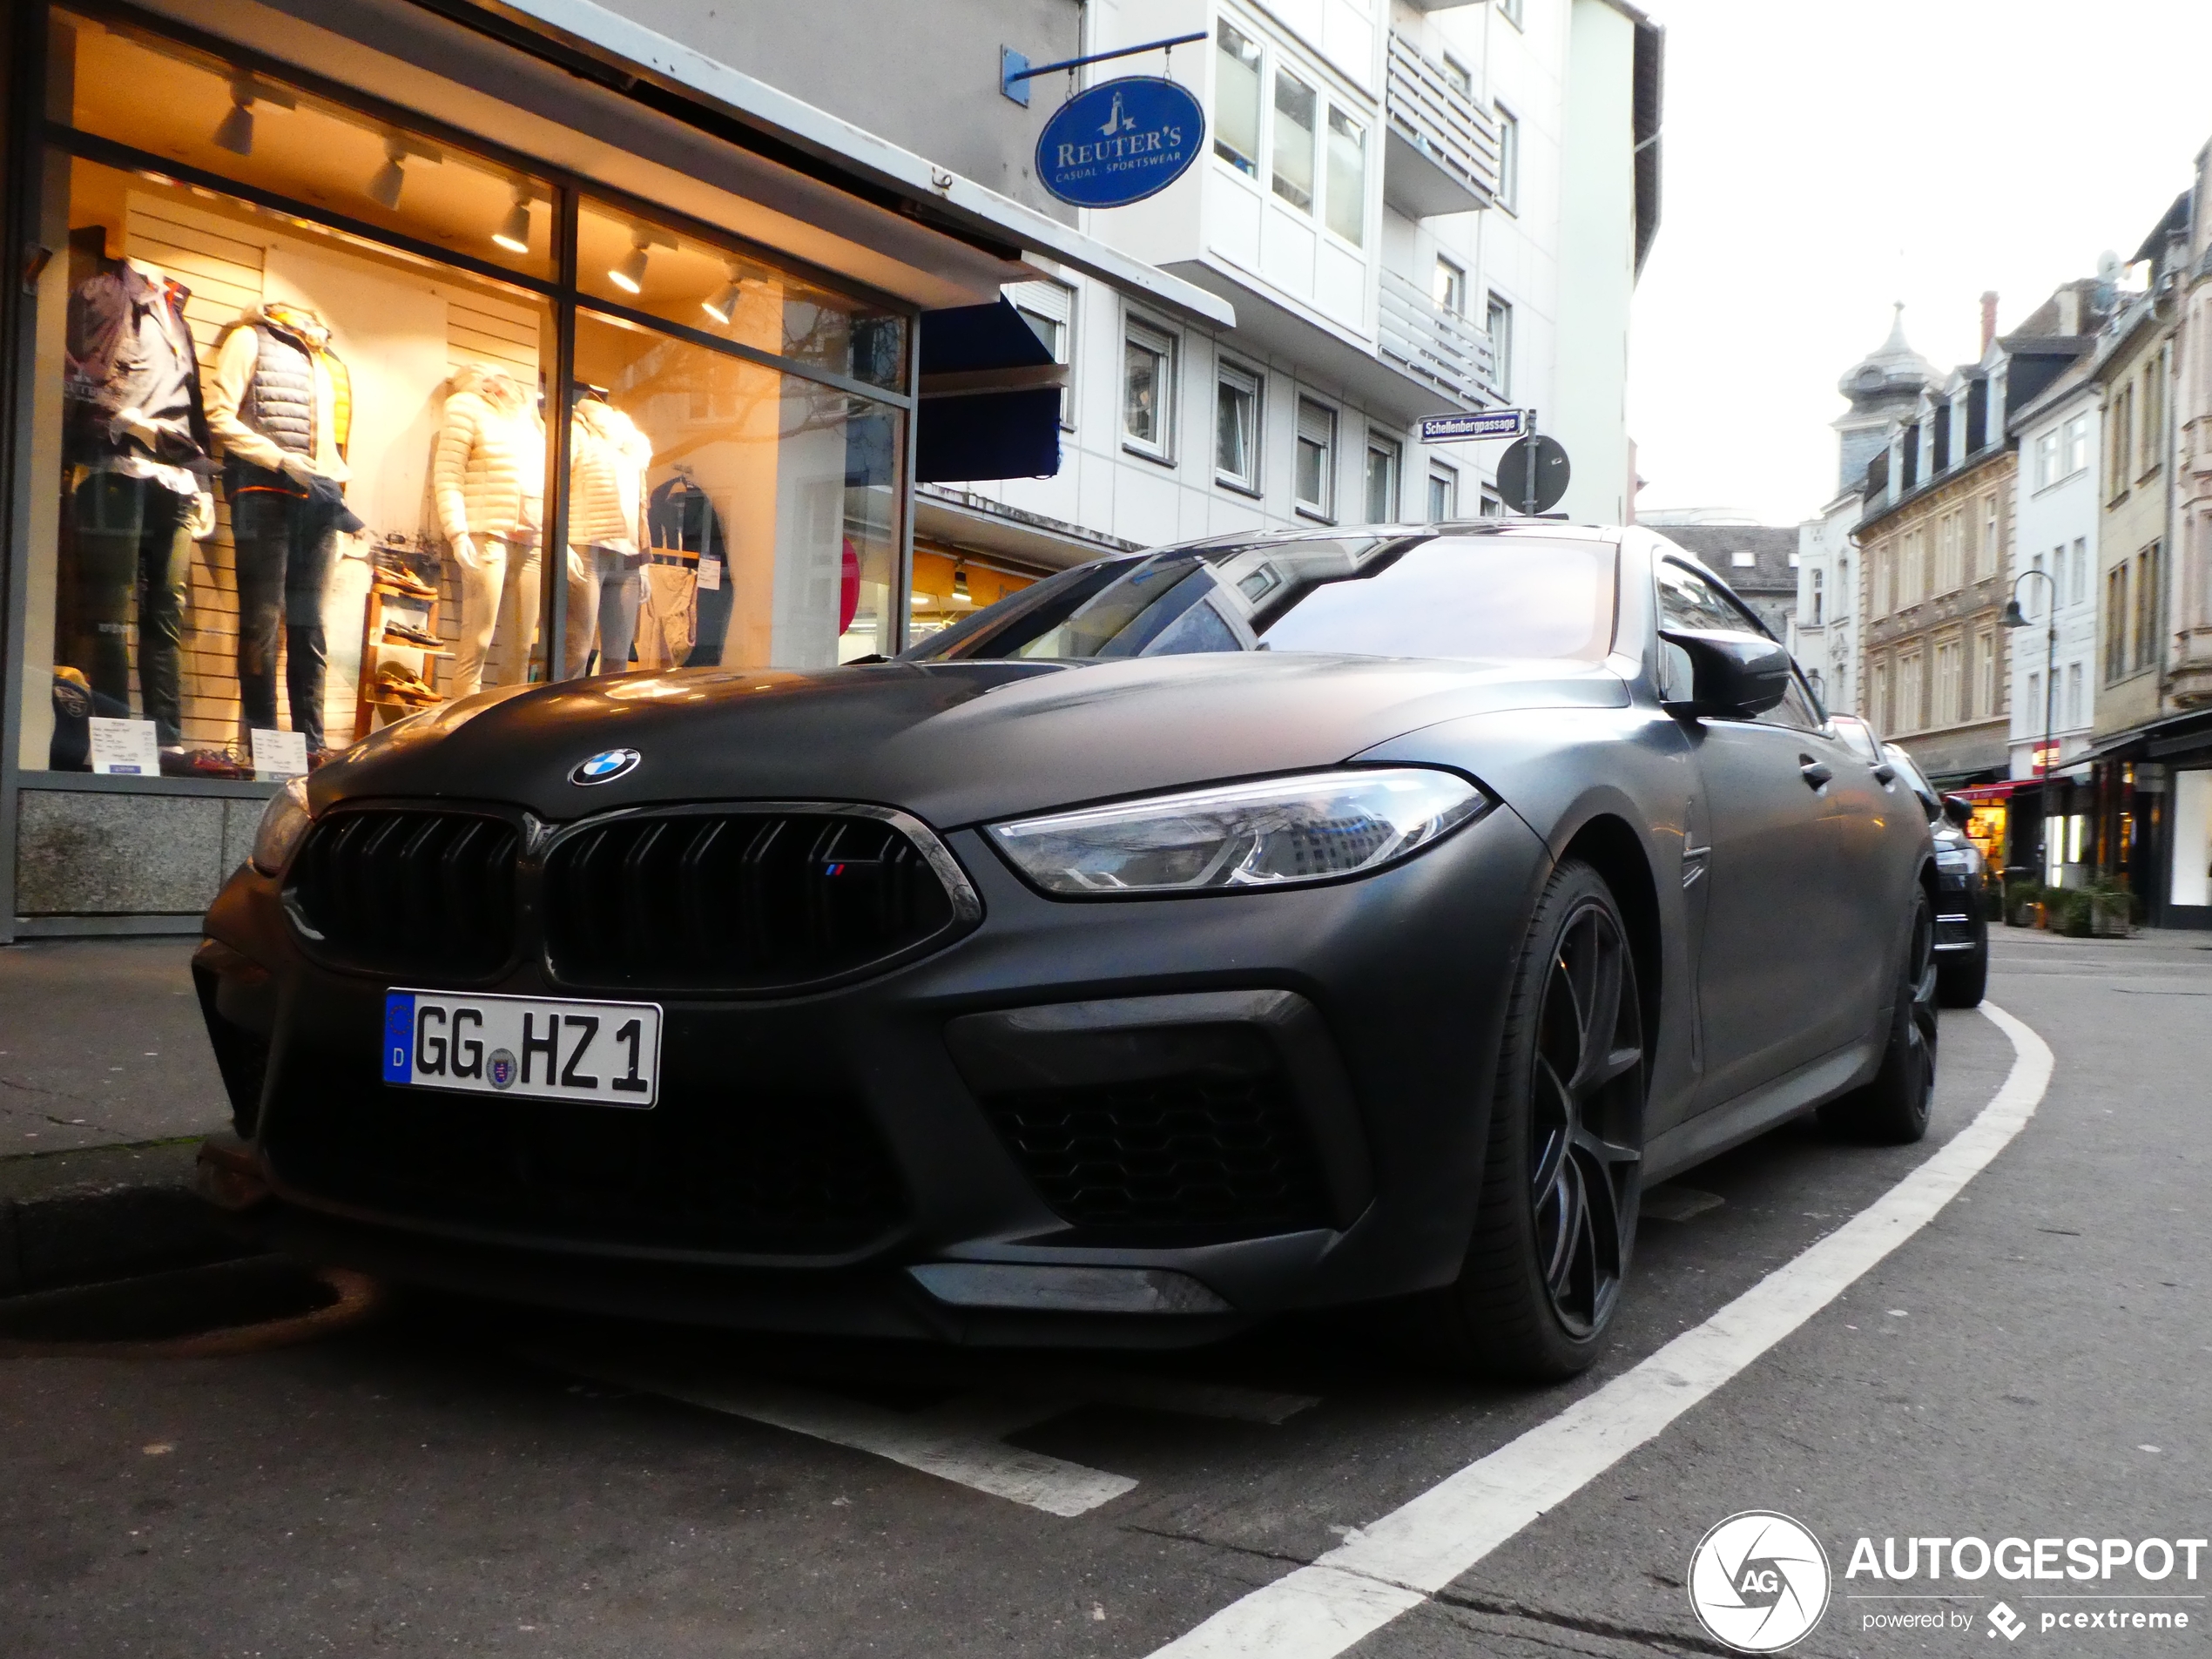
492, 188, 533, 253
367, 143, 408, 210
213, 85, 256, 156
610, 236, 651, 295
701, 266, 745, 325
951, 563, 972, 604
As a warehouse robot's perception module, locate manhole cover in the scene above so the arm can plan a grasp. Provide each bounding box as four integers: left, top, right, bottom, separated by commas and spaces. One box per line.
0, 1257, 381, 1358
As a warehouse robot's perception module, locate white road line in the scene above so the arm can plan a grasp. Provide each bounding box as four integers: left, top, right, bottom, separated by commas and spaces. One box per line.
1147, 1002, 2054, 1659
536, 1352, 1139, 1516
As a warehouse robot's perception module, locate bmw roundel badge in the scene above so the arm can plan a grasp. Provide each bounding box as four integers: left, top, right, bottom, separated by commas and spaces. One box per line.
570, 747, 641, 786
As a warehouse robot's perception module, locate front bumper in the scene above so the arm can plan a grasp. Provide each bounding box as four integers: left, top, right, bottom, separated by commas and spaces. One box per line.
195, 803, 1551, 1344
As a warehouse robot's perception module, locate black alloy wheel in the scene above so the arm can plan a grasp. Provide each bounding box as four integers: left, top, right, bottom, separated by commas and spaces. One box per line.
1436, 860, 1648, 1380
1819, 883, 1938, 1143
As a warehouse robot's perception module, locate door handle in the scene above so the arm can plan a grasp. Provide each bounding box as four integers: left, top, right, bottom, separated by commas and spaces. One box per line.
1799, 758, 1834, 790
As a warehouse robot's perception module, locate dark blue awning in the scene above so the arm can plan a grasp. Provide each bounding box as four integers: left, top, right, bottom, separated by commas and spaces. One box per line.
915, 299, 1064, 483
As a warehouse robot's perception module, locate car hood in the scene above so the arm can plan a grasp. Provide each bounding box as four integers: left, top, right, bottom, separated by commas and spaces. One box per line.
313, 654, 1629, 828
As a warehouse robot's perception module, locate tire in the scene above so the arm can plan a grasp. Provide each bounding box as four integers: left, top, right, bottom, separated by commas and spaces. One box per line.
1429, 860, 1649, 1382
1935, 939, 1986, 1008
1819, 884, 1938, 1143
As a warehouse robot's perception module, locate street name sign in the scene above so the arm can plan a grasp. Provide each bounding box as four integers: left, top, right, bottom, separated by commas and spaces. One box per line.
1036, 78, 1204, 207
1419, 408, 1528, 443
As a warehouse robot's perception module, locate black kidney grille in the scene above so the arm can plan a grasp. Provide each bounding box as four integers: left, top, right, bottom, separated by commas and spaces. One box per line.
261, 1071, 907, 1256
287, 811, 519, 978
981, 1074, 1330, 1241
544, 813, 959, 990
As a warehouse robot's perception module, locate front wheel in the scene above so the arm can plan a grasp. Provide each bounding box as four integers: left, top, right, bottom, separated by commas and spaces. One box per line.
1820, 884, 1938, 1143
1429, 860, 1648, 1382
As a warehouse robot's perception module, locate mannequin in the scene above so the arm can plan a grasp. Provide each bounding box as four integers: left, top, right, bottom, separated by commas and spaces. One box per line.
434, 365, 546, 697
206, 300, 358, 753
563, 389, 652, 677
61, 248, 217, 750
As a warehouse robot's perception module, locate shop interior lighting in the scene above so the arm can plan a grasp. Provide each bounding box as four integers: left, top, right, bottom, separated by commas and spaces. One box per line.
492, 188, 534, 253
610, 239, 650, 293
211, 78, 293, 157
701, 266, 745, 325
951, 563, 973, 604
367, 137, 445, 212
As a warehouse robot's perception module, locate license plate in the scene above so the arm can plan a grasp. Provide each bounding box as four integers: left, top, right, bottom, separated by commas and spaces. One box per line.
381, 990, 661, 1107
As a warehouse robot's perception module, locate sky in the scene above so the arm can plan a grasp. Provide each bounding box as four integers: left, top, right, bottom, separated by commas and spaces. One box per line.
1624, 0, 2212, 527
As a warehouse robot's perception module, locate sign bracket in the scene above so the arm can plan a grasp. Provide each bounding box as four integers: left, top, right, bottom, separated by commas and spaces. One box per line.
1001, 31, 1207, 105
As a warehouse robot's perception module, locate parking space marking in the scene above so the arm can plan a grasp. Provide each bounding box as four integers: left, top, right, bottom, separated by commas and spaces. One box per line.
536, 1352, 1138, 1517
1146, 1002, 2054, 1659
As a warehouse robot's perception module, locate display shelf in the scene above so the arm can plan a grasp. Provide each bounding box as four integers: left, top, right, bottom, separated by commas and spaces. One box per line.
353, 570, 448, 740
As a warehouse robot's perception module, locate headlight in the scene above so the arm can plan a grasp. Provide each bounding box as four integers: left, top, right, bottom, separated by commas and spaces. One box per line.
986, 767, 1489, 895
1934, 843, 1982, 876
250, 776, 314, 875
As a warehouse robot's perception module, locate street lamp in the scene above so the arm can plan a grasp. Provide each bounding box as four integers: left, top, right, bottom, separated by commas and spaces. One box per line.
2001, 568, 2059, 887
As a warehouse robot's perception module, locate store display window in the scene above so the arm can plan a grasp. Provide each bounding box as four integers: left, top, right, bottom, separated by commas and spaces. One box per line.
907, 550, 1035, 643
21, 8, 917, 778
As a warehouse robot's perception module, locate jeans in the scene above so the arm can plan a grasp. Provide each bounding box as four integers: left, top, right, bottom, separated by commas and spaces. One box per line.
685, 563, 732, 667
232, 489, 341, 752
452, 534, 543, 698
71, 472, 192, 747
563, 543, 642, 678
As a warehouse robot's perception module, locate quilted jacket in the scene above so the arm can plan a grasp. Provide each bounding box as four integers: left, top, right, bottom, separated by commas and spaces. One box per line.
432, 364, 545, 543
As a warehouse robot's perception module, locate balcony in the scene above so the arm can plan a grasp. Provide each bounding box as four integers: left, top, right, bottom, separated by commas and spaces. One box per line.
1384, 32, 1498, 218
1378, 269, 1496, 409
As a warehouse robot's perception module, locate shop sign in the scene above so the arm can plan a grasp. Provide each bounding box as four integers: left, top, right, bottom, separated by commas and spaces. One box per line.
2031, 743, 2060, 776
1036, 78, 1204, 208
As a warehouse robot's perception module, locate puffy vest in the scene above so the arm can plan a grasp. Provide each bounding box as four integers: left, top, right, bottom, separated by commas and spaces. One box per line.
243, 322, 316, 457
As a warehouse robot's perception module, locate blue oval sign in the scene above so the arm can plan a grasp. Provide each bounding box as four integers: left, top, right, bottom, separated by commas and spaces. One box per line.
1036, 77, 1204, 208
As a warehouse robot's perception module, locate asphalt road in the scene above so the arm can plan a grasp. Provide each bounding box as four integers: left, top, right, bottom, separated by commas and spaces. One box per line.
1, 927, 2204, 1658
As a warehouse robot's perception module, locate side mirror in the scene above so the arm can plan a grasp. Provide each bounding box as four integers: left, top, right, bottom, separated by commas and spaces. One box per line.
1941, 793, 1973, 828
1658, 629, 1792, 718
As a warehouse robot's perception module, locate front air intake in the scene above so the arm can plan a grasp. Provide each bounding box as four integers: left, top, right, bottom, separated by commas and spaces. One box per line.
542, 808, 971, 993
285, 809, 520, 980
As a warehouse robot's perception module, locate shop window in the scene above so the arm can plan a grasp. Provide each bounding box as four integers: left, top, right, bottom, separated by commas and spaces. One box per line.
52, 12, 554, 282
1294, 397, 1336, 518
907, 550, 1035, 643
565, 311, 902, 678
1214, 22, 1264, 180
1215, 361, 1261, 493
1365, 435, 1400, 523
577, 200, 905, 393
24, 11, 915, 778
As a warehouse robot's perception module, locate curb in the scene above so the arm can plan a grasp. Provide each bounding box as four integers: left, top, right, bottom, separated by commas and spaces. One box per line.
0, 1139, 242, 1298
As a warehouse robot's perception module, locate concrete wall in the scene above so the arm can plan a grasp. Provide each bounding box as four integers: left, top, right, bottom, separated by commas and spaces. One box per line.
581, 0, 1086, 222
1550, 0, 1634, 524
15, 792, 260, 915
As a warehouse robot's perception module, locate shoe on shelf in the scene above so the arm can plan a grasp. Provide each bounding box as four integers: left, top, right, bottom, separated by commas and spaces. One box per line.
381, 621, 441, 647
375, 661, 442, 704
377, 563, 438, 599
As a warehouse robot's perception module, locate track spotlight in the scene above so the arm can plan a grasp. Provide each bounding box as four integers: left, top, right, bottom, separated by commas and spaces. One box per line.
951, 563, 972, 604
701, 266, 743, 325
213, 86, 255, 156
610, 238, 650, 295
368, 143, 407, 210
492, 190, 532, 254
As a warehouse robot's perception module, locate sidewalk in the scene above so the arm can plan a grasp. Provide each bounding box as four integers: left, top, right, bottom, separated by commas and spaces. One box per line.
0, 939, 236, 1294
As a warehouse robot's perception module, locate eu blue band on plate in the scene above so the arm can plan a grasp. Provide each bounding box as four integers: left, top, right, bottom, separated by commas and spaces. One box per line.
382, 992, 415, 1082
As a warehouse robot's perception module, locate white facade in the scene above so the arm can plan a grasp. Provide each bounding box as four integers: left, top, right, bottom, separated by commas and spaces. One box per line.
934, 0, 1652, 562
1794, 490, 1859, 714
2008, 376, 2101, 786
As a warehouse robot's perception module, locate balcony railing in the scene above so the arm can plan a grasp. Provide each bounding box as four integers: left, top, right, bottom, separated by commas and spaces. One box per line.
1378, 269, 1496, 409
1384, 31, 1498, 218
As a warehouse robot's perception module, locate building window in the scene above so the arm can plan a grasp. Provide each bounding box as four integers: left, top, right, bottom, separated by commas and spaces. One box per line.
2106, 564, 2130, 683
1499, 0, 1524, 31
1976, 627, 1998, 718
1936, 509, 1962, 593
2142, 356, 2166, 477
2027, 671, 2042, 735
1214, 22, 1264, 179
2066, 662, 2083, 728
1874, 661, 1892, 734
1838, 557, 1851, 615
1123, 319, 1177, 461
1442, 52, 1474, 98
1215, 360, 1261, 493
2136, 542, 2163, 671
1935, 638, 1962, 727
1982, 494, 1999, 578
1899, 650, 1924, 731
1428, 463, 1459, 522
1495, 105, 1521, 212
2060, 412, 2091, 479
1365, 435, 1401, 523
1272, 71, 1318, 213
1810, 568, 1825, 625
1486, 293, 1514, 398
2033, 428, 2059, 489
2071, 537, 2088, 604
1730, 550, 1756, 570
2110, 384, 2134, 498
1294, 396, 1336, 516
1008, 278, 1074, 428
1434, 256, 1467, 316
1325, 109, 1367, 246
1872, 542, 1893, 616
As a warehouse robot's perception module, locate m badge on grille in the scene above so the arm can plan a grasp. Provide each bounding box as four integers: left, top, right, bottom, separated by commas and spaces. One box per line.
570, 748, 640, 786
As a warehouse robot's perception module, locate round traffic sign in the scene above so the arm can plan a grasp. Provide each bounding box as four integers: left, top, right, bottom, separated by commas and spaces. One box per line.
1495, 435, 1571, 515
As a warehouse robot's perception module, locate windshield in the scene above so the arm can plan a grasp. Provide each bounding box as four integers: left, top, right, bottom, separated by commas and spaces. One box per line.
900, 531, 1617, 664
